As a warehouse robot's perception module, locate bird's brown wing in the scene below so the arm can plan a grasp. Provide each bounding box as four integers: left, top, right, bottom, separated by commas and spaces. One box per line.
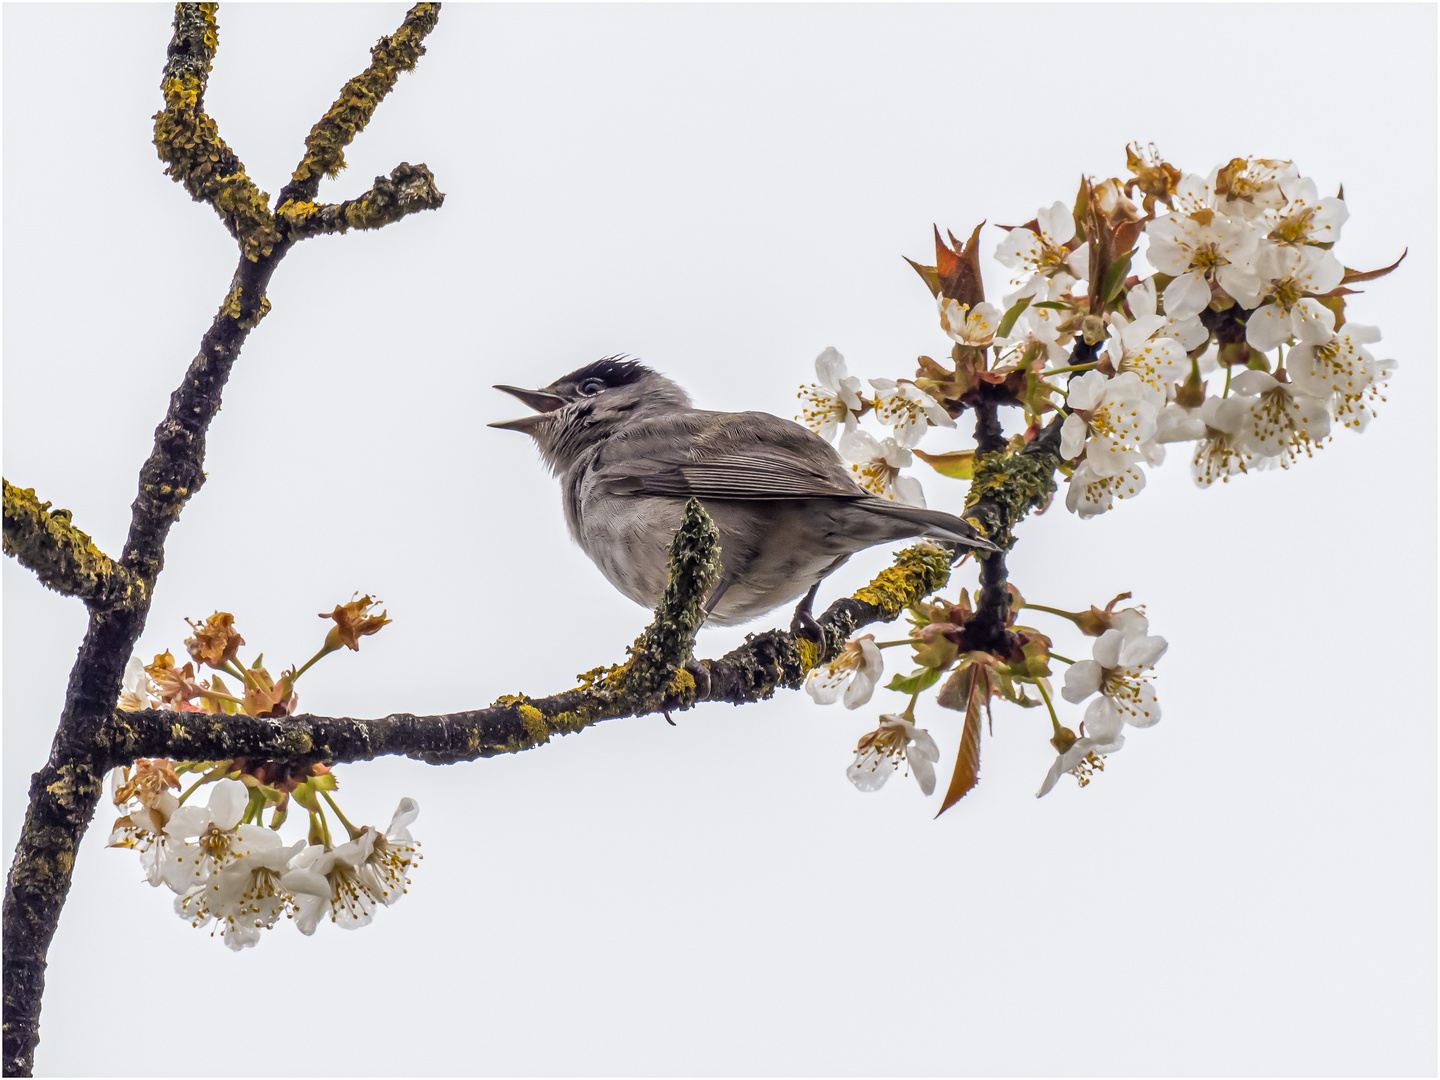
592, 410, 867, 501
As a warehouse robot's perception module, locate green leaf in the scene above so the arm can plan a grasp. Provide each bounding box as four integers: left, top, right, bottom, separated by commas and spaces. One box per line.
1103, 250, 1135, 305
995, 295, 1031, 338
885, 668, 942, 695
1030, 300, 1069, 310
912, 448, 975, 480
310, 771, 338, 792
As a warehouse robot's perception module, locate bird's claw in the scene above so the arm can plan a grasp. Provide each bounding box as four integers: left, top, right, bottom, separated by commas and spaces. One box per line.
790, 608, 824, 644
684, 658, 712, 701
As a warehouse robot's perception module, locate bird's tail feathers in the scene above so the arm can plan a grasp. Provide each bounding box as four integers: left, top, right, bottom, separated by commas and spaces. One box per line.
865, 500, 1000, 552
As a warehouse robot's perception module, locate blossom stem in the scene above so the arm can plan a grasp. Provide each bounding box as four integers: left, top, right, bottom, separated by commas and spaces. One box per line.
1021, 602, 1082, 624
319, 789, 362, 841
290, 643, 339, 682
1223, 363, 1232, 398
175, 774, 211, 806
1048, 651, 1076, 665
315, 802, 334, 849
1036, 679, 1062, 736
219, 660, 250, 684
1040, 361, 1100, 378
873, 639, 917, 649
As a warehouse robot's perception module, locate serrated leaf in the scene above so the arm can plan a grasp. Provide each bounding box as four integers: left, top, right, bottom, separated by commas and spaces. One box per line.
885, 667, 942, 695
996, 296, 1031, 338
935, 664, 987, 816
310, 771, 338, 791
912, 448, 975, 480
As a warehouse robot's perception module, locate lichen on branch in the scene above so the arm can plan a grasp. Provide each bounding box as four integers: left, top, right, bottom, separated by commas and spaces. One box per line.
278, 2, 442, 208
152, 3, 278, 261
2, 481, 142, 607
278, 162, 445, 239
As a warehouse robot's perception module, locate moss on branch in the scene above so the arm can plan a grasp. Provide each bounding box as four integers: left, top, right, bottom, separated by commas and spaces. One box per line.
2, 481, 143, 607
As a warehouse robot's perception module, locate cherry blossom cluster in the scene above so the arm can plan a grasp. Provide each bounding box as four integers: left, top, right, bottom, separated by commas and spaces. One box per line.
996, 149, 1399, 514
792, 145, 1399, 811
108, 598, 418, 949
806, 588, 1167, 800
796, 347, 955, 506
109, 766, 419, 950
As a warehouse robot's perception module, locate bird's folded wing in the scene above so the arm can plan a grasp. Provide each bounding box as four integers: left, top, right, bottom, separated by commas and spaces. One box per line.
595, 453, 866, 501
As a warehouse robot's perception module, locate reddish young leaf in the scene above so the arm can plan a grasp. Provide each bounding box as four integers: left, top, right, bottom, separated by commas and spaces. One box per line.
1341, 249, 1406, 285
935, 661, 989, 816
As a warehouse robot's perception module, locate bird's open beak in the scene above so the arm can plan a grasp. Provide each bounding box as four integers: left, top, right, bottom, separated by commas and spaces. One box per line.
488, 385, 566, 432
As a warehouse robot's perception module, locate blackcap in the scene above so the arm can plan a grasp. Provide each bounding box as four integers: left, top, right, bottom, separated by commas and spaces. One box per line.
490, 358, 997, 637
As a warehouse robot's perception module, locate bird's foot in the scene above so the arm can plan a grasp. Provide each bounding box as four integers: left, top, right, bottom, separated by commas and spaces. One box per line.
790, 607, 824, 644
684, 658, 712, 702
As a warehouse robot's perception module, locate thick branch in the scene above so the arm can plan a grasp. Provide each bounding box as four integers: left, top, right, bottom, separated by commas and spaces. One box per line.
153, 3, 279, 260
278, 163, 445, 239
99, 541, 957, 770
3, 6, 447, 1074
278, 3, 442, 209
2, 481, 143, 608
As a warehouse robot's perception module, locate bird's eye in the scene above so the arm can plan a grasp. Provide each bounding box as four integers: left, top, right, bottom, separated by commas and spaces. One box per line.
578, 379, 606, 396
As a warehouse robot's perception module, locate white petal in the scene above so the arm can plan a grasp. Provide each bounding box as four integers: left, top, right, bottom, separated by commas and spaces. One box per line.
846, 749, 891, 792
1092, 629, 1124, 669
909, 726, 941, 763
1060, 660, 1103, 704
910, 753, 936, 797
1119, 633, 1168, 669
1067, 370, 1108, 413
1082, 697, 1125, 747
1291, 298, 1335, 345
207, 779, 249, 831
814, 347, 848, 391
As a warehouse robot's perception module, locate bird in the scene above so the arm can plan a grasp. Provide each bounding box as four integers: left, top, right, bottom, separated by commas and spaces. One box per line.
489, 357, 998, 639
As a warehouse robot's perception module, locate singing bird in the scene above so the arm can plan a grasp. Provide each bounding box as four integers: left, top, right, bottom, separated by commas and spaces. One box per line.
490, 357, 996, 638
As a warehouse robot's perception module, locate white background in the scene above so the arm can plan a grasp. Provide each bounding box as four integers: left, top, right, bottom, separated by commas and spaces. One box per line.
4, 4, 1435, 1075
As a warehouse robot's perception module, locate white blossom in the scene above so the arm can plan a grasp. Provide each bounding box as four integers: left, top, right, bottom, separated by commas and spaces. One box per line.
805, 635, 884, 709
1190, 394, 1259, 486
107, 770, 181, 888
1036, 715, 1125, 798
997, 300, 1073, 364
160, 779, 255, 894
1154, 401, 1208, 444
1065, 457, 1146, 518
174, 834, 307, 950
839, 429, 926, 506
1267, 175, 1348, 247
117, 656, 158, 712
1102, 311, 1190, 407
1287, 323, 1382, 431
796, 347, 863, 442
1061, 627, 1168, 730
355, 798, 421, 906
846, 714, 941, 796
1230, 368, 1331, 464
939, 297, 1003, 347
1127, 274, 1211, 351
869, 379, 955, 448
1233, 245, 1343, 352
1060, 371, 1157, 475
1144, 210, 1261, 303
1214, 157, 1298, 221
281, 841, 381, 935
996, 201, 1089, 299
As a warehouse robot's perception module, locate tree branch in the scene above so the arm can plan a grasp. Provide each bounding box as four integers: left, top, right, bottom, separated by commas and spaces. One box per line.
3, 6, 445, 1074
2, 481, 143, 608
278, 3, 442, 209
152, 2, 279, 261
278, 162, 445, 239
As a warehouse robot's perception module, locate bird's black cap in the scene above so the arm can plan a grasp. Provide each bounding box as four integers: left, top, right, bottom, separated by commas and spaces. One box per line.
553, 356, 652, 390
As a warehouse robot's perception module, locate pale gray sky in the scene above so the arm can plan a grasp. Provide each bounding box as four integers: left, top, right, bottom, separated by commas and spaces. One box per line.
4, 3, 1436, 1075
